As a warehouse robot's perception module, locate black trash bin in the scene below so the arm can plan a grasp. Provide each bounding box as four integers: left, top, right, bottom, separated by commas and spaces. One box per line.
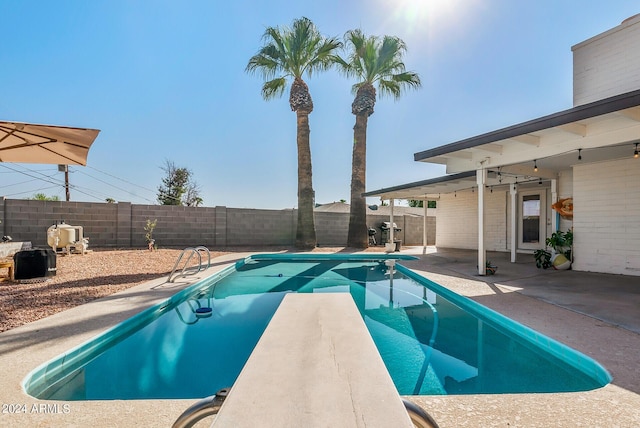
13, 249, 57, 280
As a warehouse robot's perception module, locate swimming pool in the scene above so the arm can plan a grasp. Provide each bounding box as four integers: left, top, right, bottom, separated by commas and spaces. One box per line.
23, 254, 611, 400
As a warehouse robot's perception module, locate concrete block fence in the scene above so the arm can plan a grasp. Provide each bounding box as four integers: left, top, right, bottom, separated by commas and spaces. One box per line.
0, 198, 435, 249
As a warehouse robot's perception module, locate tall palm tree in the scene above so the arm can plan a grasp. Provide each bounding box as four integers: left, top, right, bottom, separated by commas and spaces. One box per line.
246, 17, 341, 249
337, 30, 421, 248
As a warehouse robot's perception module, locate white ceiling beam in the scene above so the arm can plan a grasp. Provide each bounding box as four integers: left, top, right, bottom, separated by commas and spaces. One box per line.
510, 134, 540, 146
617, 106, 640, 122
442, 151, 473, 160
470, 143, 503, 154
558, 123, 587, 137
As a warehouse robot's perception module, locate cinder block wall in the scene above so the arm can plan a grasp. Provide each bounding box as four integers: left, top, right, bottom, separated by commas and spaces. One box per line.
131, 204, 218, 248
1, 199, 118, 247
226, 208, 296, 247
0, 198, 435, 249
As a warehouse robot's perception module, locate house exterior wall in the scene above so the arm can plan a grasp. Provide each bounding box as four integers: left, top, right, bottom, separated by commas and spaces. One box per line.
557, 170, 574, 232
572, 14, 640, 106
435, 189, 507, 251
572, 158, 640, 276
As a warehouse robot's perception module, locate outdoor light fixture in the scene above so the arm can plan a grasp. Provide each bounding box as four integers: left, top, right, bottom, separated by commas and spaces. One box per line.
634, 143, 639, 158
578, 148, 582, 161
534, 160, 538, 172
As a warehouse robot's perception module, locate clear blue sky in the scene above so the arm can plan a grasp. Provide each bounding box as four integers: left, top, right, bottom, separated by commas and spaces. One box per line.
1, 1, 638, 209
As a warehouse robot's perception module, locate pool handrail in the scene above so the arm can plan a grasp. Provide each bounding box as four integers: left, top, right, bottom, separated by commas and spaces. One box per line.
171, 388, 229, 428
170, 388, 440, 428
168, 246, 211, 282
403, 399, 441, 428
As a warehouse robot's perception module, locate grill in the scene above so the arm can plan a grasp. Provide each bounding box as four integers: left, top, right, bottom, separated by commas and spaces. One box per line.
379, 222, 402, 251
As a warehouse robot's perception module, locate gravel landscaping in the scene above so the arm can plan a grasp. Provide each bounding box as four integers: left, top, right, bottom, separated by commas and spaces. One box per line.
0, 248, 228, 333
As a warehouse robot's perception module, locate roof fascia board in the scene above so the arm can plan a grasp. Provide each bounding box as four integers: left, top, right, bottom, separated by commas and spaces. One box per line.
414, 89, 640, 162
363, 171, 476, 198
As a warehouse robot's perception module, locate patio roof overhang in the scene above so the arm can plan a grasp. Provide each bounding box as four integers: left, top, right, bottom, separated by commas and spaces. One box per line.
366, 89, 640, 201
415, 89, 640, 175
363, 171, 477, 200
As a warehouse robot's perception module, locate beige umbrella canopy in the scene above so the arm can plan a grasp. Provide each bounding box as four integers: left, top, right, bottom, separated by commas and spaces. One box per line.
0, 121, 100, 165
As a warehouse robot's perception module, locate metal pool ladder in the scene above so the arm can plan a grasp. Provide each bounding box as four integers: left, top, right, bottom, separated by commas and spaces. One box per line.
171, 388, 440, 428
168, 246, 211, 283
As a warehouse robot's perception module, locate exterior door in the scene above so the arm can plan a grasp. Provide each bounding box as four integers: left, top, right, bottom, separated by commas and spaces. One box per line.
518, 191, 546, 250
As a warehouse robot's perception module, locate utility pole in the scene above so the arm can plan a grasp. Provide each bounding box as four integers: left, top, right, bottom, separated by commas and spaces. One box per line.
59, 165, 70, 201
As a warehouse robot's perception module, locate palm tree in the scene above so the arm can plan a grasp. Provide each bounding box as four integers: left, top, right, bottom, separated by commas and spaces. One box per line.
246, 17, 341, 249
337, 30, 421, 248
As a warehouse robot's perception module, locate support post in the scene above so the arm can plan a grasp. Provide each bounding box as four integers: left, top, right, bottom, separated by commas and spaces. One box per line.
389, 199, 395, 244
550, 178, 558, 233
510, 183, 518, 263
477, 169, 486, 275
423, 198, 428, 247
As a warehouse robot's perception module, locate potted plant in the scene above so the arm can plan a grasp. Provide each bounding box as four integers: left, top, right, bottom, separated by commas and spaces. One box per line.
534, 229, 573, 269
485, 261, 497, 275
534, 249, 552, 269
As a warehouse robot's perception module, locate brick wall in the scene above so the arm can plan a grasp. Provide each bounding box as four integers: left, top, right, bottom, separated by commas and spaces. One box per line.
557, 170, 574, 232
0, 198, 435, 249
436, 187, 523, 252
573, 158, 640, 276
572, 14, 640, 106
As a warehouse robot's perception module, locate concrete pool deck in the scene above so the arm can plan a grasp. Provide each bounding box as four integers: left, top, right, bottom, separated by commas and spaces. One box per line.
1, 248, 639, 427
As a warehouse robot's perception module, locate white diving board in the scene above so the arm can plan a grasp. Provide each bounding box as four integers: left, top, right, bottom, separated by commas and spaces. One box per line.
212, 293, 414, 427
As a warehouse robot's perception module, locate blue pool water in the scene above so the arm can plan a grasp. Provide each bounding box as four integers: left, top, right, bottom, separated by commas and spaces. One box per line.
24, 254, 611, 400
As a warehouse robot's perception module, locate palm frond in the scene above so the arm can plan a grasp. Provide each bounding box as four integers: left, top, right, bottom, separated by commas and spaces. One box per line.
341, 29, 421, 102
262, 77, 287, 100
246, 17, 340, 101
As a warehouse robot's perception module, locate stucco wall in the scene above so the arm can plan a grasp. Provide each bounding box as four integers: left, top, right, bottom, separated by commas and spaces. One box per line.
0, 199, 434, 249
572, 158, 640, 276
572, 14, 640, 106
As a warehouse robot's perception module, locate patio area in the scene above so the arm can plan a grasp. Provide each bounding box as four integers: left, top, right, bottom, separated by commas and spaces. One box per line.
0, 248, 639, 427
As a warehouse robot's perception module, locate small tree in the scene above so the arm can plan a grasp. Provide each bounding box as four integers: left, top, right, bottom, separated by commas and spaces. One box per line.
144, 218, 157, 251
32, 193, 60, 201
408, 200, 436, 208
157, 160, 203, 206
184, 182, 203, 207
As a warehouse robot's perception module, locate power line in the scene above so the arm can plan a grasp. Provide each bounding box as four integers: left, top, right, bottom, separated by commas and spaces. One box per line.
0, 177, 44, 189
0, 163, 185, 205
86, 165, 158, 195
0, 163, 66, 187
75, 169, 157, 203
3, 185, 61, 198
0, 163, 104, 202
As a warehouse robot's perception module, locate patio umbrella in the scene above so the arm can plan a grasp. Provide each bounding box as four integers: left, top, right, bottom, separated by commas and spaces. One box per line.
0, 121, 100, 165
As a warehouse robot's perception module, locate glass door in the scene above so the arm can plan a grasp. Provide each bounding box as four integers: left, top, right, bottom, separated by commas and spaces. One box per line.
519, 191, 546, 250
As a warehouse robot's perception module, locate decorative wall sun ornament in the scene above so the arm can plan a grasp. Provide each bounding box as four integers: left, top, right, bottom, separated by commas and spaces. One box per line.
552, 197, 574, 219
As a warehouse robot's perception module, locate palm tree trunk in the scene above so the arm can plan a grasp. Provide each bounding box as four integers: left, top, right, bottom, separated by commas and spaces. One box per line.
347, 113, 369, 248
295, 111, 317, 249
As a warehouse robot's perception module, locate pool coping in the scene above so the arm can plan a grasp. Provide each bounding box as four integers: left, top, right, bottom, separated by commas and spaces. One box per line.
1, 251, 640, 427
